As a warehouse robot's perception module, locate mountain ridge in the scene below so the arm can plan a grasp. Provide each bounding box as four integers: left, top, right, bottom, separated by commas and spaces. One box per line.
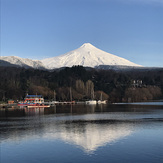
0, 56, 45, 69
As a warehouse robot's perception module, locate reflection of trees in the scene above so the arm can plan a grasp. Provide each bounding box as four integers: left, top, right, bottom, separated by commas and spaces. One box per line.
55, 105, 96, 114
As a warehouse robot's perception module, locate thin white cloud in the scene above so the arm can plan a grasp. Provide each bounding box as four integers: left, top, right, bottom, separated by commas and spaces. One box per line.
118, 0, 163, 5
91, 0, 163, 5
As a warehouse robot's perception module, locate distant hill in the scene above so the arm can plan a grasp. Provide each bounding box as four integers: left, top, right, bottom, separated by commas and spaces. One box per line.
0, 60, 22, 68
0, 56, 45, 69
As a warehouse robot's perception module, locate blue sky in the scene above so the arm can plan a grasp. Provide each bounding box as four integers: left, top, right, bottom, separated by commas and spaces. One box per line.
1, 0, 163, 67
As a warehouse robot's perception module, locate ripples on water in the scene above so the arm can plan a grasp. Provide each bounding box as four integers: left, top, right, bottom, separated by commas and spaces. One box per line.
0, 103, 163, 163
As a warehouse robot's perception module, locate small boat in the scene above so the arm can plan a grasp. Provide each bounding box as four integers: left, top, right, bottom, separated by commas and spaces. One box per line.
97, 100, 107, 104
97, 93, 107, 104
18, 95, 46, 107
85, 87, 97, 105
85, 100, 97, 105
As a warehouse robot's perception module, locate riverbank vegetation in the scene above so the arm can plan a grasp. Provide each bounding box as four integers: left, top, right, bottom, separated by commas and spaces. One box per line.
0, 66, 162, 103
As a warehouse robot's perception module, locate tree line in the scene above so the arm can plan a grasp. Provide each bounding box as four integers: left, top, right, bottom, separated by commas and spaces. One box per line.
0, 66, 163, 103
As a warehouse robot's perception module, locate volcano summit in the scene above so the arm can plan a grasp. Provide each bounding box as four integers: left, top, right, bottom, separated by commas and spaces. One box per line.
41, 43, 141, 69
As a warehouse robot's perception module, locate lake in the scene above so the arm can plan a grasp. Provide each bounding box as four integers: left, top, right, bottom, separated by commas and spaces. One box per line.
0, 102, 163, 163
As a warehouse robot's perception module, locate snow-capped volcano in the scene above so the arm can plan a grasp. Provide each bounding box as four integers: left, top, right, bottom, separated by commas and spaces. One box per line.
1, 43, 141, 69
41, 43, 141, 69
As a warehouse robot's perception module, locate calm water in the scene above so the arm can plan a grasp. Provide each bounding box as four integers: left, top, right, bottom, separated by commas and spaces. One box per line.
0, 103, 163, 163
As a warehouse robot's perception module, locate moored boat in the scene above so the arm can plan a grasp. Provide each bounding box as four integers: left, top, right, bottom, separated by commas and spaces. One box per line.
85, 100, 97, 105
18, 95, 46, 107
97, 93, 107, 104
97, 100, 107, 104
85, 86, 97, 105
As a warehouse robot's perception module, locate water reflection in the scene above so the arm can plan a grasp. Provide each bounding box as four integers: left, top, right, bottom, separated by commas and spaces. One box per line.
0, 117, 134, 153
2, 103, 162, 118
43, 121, 133, 153
0, 109, 136, 153
1, 103, 163, 154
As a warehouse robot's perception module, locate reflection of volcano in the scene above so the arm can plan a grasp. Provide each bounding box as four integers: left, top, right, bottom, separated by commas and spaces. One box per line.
1, 113, 134, 153
44, 121, 133, 153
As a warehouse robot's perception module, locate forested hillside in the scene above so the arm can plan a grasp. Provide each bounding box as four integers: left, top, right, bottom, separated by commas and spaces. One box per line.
0, 66, 163, 103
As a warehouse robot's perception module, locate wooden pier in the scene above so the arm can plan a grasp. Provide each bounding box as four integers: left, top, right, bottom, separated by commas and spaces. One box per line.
47, 101, 76, 105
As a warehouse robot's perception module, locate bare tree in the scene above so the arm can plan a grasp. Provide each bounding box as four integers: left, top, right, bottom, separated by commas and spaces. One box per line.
85, 80, 94, 99
75, 80, 85, 94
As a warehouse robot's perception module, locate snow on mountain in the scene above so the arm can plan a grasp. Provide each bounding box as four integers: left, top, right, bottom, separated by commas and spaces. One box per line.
1, 43, 142, 69
0, 56, 45, 69
41, 43, 141, 69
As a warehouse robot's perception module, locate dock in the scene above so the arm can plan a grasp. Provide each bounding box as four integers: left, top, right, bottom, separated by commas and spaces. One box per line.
46, 101, 76, 105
